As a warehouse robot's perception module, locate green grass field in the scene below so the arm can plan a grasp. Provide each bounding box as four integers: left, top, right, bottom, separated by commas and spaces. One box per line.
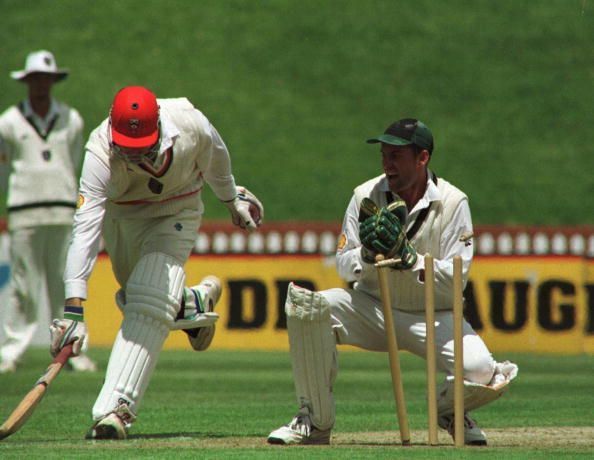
2, 0, 594, 224
0, 349, 592, 458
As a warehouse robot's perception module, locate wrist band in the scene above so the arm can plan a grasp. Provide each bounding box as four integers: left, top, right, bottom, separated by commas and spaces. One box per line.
64, 305, 84, 322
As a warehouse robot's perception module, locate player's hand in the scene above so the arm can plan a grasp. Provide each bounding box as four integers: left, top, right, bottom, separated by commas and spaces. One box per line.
374, 208, 405, 254
374, 207, 418, 269
50, 318, 88, 357
391, 240, 418, 270
359, 207, 403, 254
358, 199, 417, 269
223, 186, 264, 233
359, 214, 380, 250
358, 198, 380, 263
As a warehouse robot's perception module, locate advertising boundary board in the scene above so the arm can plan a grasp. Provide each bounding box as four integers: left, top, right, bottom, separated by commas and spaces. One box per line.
80, 254, 594, 354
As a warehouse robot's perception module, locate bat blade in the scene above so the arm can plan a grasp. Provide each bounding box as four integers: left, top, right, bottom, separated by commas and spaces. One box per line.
0, 344, 73, 440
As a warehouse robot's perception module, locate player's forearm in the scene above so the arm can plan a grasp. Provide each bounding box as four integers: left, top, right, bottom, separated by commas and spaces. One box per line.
63, 208, 104, 299
336, 196, 377, 281
63, 154, 108, 299
202, 124, 237, 201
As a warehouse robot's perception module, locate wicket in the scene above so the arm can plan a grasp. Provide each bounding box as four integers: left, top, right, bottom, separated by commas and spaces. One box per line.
375, 255, 411, 446
425, 254, 465, 447
376, 253, 466, 447
424, 254, 438, 445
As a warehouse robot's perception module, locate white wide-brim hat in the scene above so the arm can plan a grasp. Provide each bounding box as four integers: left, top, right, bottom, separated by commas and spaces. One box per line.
10, 50, 69, 82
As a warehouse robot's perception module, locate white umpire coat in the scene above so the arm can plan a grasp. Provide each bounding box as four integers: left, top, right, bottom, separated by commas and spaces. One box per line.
0, 98, 83, 228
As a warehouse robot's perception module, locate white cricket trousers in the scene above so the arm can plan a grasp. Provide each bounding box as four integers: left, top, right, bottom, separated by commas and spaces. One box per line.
322, 287, 496, 385
90, 208, 201, 420
0, 225, 71, 364
102, 208, 201, 287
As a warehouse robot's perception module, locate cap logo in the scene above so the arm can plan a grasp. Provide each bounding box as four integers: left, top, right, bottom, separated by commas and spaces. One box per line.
44, 56, 52, 66
128, 119, 140, 130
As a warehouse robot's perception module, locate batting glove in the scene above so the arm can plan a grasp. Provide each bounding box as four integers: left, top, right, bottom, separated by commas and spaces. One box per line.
223, 186, 264, 233
50, 306, 88, 357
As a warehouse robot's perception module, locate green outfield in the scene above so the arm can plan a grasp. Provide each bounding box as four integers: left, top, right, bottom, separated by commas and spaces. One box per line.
2, 0, 593, 224
0, 349, 592, 458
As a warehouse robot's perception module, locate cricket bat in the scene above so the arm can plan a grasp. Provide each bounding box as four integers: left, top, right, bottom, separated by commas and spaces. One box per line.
0, 343, 73, 440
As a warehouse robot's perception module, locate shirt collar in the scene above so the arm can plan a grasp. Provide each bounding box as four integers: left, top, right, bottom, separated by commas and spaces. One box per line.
158, 111, 179, 153
22, 98, 59, 122
381, 170, 442, 215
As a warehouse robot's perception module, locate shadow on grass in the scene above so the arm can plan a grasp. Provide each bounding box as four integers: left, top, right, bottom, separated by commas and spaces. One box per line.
129, 431, 259, 440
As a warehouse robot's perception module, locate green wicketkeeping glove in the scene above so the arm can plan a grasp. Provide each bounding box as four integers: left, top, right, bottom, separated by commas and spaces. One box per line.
358, 197, 418, 269
368, 209, 405, 256
376, 206, 418, 269
359, 214, 380, 263
358, 198, 380, 263
391, 240, 418, 269
359, 199, 404, 259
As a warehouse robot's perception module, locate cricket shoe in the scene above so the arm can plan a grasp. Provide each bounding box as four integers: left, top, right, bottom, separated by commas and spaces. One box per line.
68, 354, 98, 372
267, 407, 331, 445
182, 276, 222, 351
86, 403, 136, 440
438, 412, 487, 446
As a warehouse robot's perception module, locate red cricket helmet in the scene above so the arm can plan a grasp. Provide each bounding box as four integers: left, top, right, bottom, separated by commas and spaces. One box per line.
110, 86, 159, 149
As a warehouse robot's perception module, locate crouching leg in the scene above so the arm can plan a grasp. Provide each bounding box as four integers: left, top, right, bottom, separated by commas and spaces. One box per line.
437, 360, 518, 445
267, 283, 337, 445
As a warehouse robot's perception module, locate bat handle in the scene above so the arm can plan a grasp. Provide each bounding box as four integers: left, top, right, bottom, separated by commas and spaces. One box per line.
53, 343, 74, 366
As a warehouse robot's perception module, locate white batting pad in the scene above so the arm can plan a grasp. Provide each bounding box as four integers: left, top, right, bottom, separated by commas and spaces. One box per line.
92, 253, 185, 420
285, 283, 337, 431
125, 252, 186, 325
437, 360, 518, 416
114, 288, 218, 331
92, 312, 168, 420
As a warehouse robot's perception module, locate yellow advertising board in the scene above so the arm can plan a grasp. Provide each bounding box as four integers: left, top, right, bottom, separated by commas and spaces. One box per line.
466, 256, 589, 353
86, 255, 594, 353
86, 254, 347, 351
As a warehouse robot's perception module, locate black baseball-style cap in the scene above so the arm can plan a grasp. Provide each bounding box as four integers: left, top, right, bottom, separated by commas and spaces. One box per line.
367, 118, 434, 153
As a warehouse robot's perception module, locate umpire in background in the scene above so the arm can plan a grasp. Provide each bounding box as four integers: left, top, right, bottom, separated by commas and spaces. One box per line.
0, 50, 96, 373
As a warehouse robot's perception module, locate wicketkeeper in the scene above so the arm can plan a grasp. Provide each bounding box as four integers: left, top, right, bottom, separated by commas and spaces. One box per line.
49, 86, 264, 439
268, 118, 517, 446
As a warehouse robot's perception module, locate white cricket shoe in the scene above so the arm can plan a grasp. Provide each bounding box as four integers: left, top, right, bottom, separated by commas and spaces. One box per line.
68, 354, 98, 372
86, 403, 135, 440
0, 360, 17, 374
438, 412, 487, 446
183, 276, 222, 351
267, 407, 331, 445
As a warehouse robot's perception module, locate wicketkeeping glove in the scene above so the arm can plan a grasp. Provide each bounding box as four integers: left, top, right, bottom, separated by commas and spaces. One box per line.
358, 197, 418, 269
391, 239, 418, 270
360, 208, 404, 256
223, 186, 264, 233
358, 198, 380, 263
49, 306, 88, 357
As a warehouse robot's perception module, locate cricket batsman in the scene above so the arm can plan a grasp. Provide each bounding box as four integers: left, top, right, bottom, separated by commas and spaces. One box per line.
49, 86, 264, 439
